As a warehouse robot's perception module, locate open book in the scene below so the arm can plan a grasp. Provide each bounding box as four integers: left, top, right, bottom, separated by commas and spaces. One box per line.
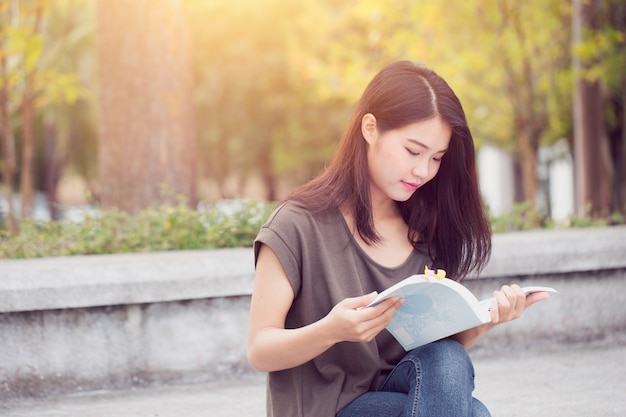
365, 273, 558, 351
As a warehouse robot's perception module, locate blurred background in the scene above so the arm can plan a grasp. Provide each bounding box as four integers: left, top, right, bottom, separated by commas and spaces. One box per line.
0, 0, 624, 244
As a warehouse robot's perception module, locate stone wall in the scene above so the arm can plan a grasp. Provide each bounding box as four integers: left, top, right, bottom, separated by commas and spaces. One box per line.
1, 227, 625, 401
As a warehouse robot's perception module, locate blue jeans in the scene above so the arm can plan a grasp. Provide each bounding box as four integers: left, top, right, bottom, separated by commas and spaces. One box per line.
336, 339, 491, 417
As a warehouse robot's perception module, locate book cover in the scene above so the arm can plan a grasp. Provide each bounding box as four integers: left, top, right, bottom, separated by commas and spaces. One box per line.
366, 273, 557, 350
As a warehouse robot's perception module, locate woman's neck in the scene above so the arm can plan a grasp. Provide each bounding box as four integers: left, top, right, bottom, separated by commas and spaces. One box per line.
369, 191, 401, 223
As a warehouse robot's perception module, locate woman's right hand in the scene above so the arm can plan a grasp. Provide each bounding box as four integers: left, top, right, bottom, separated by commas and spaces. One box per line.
324, 293, 403, 344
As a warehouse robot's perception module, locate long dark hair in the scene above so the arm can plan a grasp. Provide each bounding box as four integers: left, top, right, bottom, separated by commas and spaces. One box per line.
287, 61, 491, 280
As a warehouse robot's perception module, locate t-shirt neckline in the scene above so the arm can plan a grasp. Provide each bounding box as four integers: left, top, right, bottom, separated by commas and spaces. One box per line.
335, 207, 423, 271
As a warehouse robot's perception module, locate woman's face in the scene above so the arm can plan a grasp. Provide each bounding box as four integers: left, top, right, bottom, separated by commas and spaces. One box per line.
363, 114, 451, 203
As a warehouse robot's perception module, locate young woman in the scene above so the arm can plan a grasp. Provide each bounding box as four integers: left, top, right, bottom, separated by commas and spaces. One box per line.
247, 60, 550, 417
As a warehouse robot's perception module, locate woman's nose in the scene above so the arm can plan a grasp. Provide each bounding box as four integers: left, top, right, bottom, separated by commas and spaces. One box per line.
412, 160, 429, 179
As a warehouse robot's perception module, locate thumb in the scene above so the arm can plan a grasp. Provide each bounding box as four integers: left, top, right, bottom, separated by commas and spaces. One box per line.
525, 291, 550, 308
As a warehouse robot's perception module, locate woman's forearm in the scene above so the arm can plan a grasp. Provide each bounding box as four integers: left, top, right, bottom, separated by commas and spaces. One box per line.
247, 317, 337, 373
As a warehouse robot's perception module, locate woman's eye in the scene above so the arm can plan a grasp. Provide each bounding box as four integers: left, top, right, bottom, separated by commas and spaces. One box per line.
406, 148, 419, 156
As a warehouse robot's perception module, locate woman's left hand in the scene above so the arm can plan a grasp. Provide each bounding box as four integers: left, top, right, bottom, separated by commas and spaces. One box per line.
453, 284, 551, 349
489, 284, 551, 324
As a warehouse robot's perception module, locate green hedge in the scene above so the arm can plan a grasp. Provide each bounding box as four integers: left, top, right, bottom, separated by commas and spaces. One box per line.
1, 200, 621, 260
0, 199, 276, 259
488, 202, 621, 233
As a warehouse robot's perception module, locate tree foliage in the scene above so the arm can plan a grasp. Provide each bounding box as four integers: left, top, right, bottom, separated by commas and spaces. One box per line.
0, 0, 88, 232
572, 0, 626, 216
315, 0, 573, 204
0, 0, 624, 228
186, 0, 350, 199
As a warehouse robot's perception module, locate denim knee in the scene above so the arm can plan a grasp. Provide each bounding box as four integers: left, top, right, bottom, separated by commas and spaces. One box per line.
423, 339, 473, 373
380, 339, 481, 416
399, 338, 475, 390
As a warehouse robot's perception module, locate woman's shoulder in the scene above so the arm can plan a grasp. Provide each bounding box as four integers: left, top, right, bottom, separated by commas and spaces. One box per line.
264, 201, 311, 225
255, 201, 346, 267
258, 202, 347, 251
264, 201, 338, 227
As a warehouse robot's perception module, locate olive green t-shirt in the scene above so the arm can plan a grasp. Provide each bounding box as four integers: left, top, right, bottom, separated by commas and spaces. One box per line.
254, 203, 432, 417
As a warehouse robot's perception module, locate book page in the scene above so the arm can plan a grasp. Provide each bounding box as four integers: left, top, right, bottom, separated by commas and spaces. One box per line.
381, 278, 491, 350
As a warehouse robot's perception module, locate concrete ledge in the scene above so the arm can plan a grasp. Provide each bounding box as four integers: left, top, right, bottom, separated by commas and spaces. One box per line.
0, 248, 255, 313
0, 226, 625, 401
480, 225, 626, 277
2, 226, 625, 313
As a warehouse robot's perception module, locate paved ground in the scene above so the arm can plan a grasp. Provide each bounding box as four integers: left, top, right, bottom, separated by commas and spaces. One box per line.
2, 344, 625, 417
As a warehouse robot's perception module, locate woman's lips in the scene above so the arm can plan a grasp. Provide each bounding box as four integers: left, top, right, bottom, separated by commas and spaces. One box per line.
402, 180, 420, 191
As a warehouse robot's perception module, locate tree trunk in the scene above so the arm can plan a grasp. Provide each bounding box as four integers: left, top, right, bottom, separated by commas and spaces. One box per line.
615, 79, 626, 216
573, 0, 613, 216
258, 139, 277, 201
19, 95, 35, 219
511, 158, 525, 204
96, 0, 197, 213
0, 31, 17, 234
515, 125, 538, 204
18, 2, 43, 220
42, 117, 62, 220
609, 3, 626, 217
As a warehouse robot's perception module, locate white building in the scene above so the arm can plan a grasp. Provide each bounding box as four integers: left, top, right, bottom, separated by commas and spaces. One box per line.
477, 140, 574, 222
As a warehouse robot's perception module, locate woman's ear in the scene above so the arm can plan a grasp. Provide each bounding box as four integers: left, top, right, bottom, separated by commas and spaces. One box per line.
361, 113, 378, 144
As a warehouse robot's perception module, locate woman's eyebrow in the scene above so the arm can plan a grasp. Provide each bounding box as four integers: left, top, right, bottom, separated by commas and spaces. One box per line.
407, 138, 448, 153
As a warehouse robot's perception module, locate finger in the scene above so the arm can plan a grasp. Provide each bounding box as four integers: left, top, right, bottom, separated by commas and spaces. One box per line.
489, 298, 500, 323
509, 284, 526, 316
525, 291, 550, 308
500, 285, 523, 310
363, 298, 403, 336
343, 291, 378, 309
493, 289, 510, 312
359, 297, 402, 321
347, 298, 402, 342
493, 288, 517, 322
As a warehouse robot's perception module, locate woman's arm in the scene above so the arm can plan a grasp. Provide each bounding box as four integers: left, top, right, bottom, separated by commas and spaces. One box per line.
451, 284, 551, 349
247, 244, 402, 372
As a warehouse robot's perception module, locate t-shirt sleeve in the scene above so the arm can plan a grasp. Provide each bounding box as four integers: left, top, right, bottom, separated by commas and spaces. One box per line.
254, 203, 308, 296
